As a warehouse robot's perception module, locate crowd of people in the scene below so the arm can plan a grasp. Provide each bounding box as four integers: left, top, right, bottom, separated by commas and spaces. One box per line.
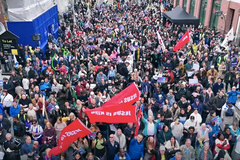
0, 0, 240, 160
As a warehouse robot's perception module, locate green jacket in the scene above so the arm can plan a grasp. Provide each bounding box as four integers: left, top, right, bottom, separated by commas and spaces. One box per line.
142, 118, 160, 136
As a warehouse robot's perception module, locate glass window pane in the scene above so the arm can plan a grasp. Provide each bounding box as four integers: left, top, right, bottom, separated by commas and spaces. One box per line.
200, 0, 207, 25
190, 0, 195, 15
183, 0, 187, 10
210, 0, 222, 29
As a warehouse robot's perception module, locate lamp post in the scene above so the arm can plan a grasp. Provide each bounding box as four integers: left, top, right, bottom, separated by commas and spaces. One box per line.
216, 10, 226, 35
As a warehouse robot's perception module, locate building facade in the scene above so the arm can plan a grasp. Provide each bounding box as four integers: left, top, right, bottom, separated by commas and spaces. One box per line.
171, 0, 240, 46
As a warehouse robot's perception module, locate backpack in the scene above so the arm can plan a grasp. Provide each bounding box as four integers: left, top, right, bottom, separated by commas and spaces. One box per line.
225, 107, 234, 117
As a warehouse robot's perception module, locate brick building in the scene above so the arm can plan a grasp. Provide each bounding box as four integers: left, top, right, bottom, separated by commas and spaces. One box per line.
170, 0, 240, 46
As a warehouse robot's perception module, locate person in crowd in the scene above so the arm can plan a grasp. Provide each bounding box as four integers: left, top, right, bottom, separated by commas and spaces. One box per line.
12, 116, 26, 142
214, 132, 230, 158
21, 136, 39, 160
214, 149, 232, 160
197, 143, 213, 160
157, 125, 173, 146
54, 117, 66, 141
169, 151, 183, 160
29, 119, 43, 144
0, 127, 7, 145
170, 119, 183, 143
10, 100, 21, 117
128, 134, 144, 160
231, 135, 240, 160
102, 134, 120, 160
124, 123, 135, 150
144, 136, 156, 160
180, 127, 197, 148
221, 101, 236, 126
0, 113, 10, 132
3, 133, 21, 160
180, 139, 195, 160
0, 0, 240, 159
165, 136, 180, 159
142, 114, 160, 137
71, 137, 89, 158
115, 128, 126, 151
1, 89, 13, 115
92, 132, 106, 158
43, 121, 56, 147
196, 123, 212, 143
227, 86, 240, 105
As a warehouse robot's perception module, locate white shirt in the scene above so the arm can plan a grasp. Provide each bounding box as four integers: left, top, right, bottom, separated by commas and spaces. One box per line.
147, 122, 155, 136
22, 78, 29, 90
1, 94, 13, 107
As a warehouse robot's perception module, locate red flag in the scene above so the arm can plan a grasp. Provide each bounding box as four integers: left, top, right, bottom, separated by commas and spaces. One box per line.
103, 83, 140, 107
85, 104, 137, 124
48, 119, 91, 156
134, 106, 142, 137
173, 30, 190, 51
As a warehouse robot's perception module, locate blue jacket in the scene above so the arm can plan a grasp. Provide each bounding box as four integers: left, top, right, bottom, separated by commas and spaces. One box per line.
10, 104, 21, 117
141, 82, 152, 94
128, 138, 144, 159
212, 83, 224, 95
170, 156, 183, 160
208, 124, 219, 137
227, 90, 240, 104
114, 152, 131, 160
96, 73, 108, 83
191, 101, 203, 114
0, 104, 4, 117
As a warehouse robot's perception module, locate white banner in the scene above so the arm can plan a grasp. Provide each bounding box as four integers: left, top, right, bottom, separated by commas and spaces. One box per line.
221, 27, 234, 48
157, 31, 166, 50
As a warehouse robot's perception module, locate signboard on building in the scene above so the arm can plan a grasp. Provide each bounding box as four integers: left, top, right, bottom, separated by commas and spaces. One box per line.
0, 30, 19, 55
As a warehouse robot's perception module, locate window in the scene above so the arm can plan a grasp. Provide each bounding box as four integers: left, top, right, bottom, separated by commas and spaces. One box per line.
200, 0, 208, 25
176, 0, 180, 6
190, 0, 195, 15
183, 0, 187, 10
210, 0, 222, 29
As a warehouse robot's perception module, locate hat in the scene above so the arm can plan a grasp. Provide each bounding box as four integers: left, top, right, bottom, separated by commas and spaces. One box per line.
181, 95, 186, 98
90, 91, 95, 95
159, 146, 165, 151
227, 101, 232, 104
211, 65, 214, 69
55, 105, 59, 109
3, 77, 8, 80
51, 91, 56, 95
195, 98, 199, 102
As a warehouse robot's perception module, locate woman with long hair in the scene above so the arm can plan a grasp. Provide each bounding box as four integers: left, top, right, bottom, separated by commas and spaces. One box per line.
164, 136, 180, 159
144, 136, 156, 160
43, 121, 57, 147
92, 132, 106, 158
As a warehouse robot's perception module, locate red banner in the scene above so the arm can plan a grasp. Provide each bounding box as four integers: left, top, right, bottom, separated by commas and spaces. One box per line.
85, 104, 137, 124
48, 119, 91, 156
173, 30, 190, 51
103, 83, 140, 107
134, 106, 142, 137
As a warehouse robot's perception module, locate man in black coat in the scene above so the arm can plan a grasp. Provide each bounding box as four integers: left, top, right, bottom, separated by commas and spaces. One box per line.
0, 113, 11, 132
3, 77, 15, 96
12, 116, 26, 142
0, 127, 7, 145
3, 133, 21, 160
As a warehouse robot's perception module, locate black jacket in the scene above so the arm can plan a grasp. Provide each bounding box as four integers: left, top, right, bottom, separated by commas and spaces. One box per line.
0, 117, 11, 132
13, 121, 26, 137
3, 82, 15, 96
